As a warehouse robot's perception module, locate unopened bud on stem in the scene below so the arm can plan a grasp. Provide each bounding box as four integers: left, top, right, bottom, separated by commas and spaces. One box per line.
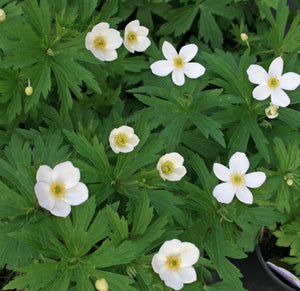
241, 33, 248, 42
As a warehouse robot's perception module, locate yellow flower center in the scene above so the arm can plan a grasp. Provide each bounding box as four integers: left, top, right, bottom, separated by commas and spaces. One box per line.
267, 76, 279, 89
161, 161, 174, 175
114, 133, 129, 147
166, 256, 181, 270
173, 56, 185, 69
94, 37, 106, 49
50, 181, 66, 198
230, 172, 245, 187
127, 31, 138, 45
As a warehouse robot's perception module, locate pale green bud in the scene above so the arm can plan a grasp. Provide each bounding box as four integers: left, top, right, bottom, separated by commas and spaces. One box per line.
95, 279, 109, 291
0, 9, 6, 22
241, 33, 248, 42
25, 86, 33, 96
286, 179, 293, 186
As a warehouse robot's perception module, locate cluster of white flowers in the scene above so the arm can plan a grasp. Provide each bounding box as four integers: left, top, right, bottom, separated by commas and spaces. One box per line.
85, 20, 151, 61
31, 17, 300, 291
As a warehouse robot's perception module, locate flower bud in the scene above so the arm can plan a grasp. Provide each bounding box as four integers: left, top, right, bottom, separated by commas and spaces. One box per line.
265, 103, 279, 119
0, 9, 6, 22
286, 179, 293, 186
25, 86, 33, 96
240, 33, 248, 42
95, 279, 109, 291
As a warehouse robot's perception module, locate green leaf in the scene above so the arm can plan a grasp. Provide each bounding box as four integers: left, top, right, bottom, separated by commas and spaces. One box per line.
157, 5, 199, 37
22, 0, 51, 37
160, 114, 186, 151
63, 130, 112, 181
106, 205, 129, 246
3, 261, 62, 291
189, 111, 225, 147
131, 191, 154, 237
86, 239, 143, 268
248, 117, 270, 163
199, 7, 223, 48
275, 182, 290, 212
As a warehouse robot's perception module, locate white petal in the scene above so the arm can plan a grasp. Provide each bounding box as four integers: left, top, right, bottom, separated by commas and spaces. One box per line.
213, 163, 231, 182
90, 47, 106, 61
52, 161, 80, 189
268, 56, 283, 77
115, 143, 134, 154
152, 253, 166, 274
50, 198, 71, 217
133, 36, 151, 52
179, 44, 198, 62
151, 60, 173, 77
162, 41, 178, 60
252, 84, 271, 100
162, 153, 184, 167
247, 65, 269, 84
178, 242, 200, 267
159, 267, 184, 291
158, 239, 182, 257
102, 49, 118, 61
270, 88, 290, 107
125, 20, 139, 32
34, 182, 55, 210
117, 125, 134, 136
85, 32, 95, 50
123, 40, 134, 53
91, 22, 109, 35
173, 166, 187, 178
235, 187, 253, 204
172, 69, 185, 86
183, 62, 205, 79
245, 172, 266, 188
279, 72, 300, 90
63, 182, 89, 206
105, 29, 123, 49
177, 267, 197, 284
213, 183, 236, 204
129, 134, 140, 147
36, 165, 52, 184
137, 26, 149, 36
229, 152, 249, 174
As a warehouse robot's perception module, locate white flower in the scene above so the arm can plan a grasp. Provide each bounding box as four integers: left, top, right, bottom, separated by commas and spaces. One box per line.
34, 161, 88, 217
85, 22, 123, 61
213, 152, 266, 204
265, 102, 279, 119
109, 125, 140, 154
247, 56, 300, 107
152, 239, 199, 290
124, 20, 151, 53
157, 153, 187, 181
150, 41, 205, 86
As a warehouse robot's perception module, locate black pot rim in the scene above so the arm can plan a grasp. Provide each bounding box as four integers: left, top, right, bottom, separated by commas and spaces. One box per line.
255, 244, 299, 291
